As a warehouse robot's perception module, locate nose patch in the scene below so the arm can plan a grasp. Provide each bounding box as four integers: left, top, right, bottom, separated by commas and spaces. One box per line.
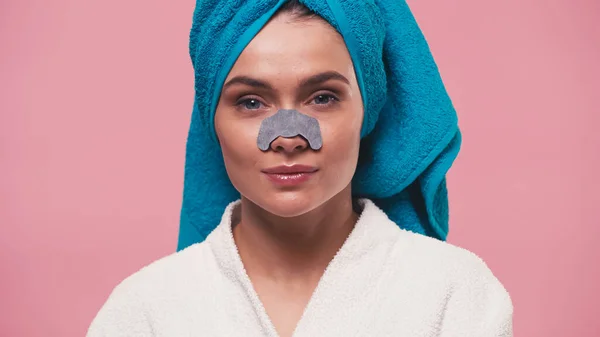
257, 109, 323, 151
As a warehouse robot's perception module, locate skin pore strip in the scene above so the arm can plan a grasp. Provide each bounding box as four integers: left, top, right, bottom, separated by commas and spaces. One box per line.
257, 109, 323, 151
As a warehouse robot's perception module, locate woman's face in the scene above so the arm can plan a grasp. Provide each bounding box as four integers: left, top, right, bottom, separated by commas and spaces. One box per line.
215, 13, 363, 217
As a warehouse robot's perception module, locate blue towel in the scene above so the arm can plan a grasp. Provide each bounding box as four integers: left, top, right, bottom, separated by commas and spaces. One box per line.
178, 0, 461, 251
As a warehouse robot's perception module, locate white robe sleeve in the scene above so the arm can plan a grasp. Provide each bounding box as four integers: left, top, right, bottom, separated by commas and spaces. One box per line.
86, 279, 155, 337
440, 255, 514, 336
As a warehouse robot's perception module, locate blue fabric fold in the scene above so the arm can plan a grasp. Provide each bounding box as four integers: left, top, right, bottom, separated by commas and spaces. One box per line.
178, 0, 461, 251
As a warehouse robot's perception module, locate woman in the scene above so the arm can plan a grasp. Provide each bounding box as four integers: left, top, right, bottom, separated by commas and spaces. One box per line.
88, 1, 513, 336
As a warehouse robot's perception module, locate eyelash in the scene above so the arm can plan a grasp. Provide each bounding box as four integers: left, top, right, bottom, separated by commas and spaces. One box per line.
235, 92, 340, 111
236, 97, 267, 111
312, 93, 340, 106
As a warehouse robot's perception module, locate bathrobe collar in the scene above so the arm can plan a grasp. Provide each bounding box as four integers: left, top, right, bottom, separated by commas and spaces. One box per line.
206, 198, 407, 336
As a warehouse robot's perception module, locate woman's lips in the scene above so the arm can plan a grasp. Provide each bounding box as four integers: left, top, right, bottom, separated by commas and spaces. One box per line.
261, 165, 318, 186
262, 165, 318, 174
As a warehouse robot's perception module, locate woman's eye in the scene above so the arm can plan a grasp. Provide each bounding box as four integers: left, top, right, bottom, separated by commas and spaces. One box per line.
240, 99, 263, 110
313, 94, 337, 105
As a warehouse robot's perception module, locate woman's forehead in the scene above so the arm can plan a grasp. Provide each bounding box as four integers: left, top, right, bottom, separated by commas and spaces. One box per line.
227, 15, 353, 79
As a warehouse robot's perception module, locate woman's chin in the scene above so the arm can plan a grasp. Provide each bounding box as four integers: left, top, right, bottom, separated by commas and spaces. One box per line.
257, 192, 320, 218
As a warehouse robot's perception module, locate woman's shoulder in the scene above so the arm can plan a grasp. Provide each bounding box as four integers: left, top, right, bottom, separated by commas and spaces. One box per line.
87, 242, 225, 336
106, 241, 218, 302
396, 230, 507, 286
392, 229, 512, 309
383, 231, 513, 334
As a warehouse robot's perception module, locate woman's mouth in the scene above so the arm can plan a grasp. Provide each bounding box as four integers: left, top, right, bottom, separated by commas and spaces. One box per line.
261, 165, 318, 186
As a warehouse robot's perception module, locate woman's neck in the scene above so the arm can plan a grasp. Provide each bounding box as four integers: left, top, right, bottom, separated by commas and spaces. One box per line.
233, 188, 358, 283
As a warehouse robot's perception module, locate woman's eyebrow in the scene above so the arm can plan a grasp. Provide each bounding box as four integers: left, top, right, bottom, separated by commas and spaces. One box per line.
299, 71, 350, 87
223, 76, 273, 91
222, 71, 350, 91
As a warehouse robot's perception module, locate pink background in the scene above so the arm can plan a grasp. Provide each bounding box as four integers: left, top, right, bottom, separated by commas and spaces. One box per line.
1, 0, 599, 335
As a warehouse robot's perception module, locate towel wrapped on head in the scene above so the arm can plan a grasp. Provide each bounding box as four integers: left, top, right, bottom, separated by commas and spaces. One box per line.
178, 0, 461, 250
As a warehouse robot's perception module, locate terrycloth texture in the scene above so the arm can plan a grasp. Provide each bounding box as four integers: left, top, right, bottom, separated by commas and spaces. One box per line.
88, 200, 513, 336
179, 0, 461, 250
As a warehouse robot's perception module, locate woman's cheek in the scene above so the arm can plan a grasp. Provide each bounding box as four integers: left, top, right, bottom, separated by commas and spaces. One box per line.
324, 128, 357, 170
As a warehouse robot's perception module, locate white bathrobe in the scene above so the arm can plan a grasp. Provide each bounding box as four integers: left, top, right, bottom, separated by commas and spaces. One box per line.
87, 199, 513, 336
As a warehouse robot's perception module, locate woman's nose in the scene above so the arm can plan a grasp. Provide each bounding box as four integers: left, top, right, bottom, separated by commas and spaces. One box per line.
269, 135, 309, 153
